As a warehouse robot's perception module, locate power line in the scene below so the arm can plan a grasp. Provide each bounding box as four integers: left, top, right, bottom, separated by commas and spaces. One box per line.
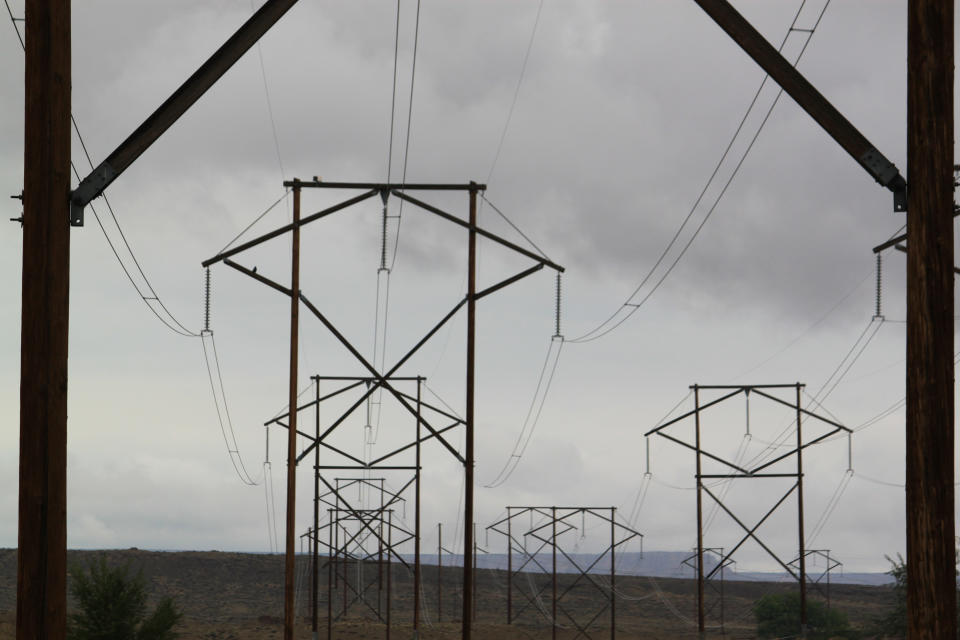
6, 3, 202, 338
390, 0, 422, 272
386, 0, 401, 184
481, 195, 551, 260
733, 269, 872, 380
217, 190, 291, 254
740, 316, 883, 470
483, 336, 564, 488
569, 0, 832, 344
249, 0, 286, 184
201, 330, 262, 486
63, 17, 284, 484
364, 1, 406, 459
3, 0, 23, 48
485, 0, 545, 186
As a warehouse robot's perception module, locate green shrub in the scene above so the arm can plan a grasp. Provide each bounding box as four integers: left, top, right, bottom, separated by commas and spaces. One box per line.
754, 591, 858, 639
68, 557, 182, 640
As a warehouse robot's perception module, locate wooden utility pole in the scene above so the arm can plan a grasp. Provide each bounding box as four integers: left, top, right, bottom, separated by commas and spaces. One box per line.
462, 185, 478, 640
905, 1, 955, 637
17, 1, 71, 639
285, 184, 302, 640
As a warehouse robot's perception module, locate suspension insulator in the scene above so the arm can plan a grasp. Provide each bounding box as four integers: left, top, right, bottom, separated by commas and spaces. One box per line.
874, 253, 883, 320
554, 273, 563, 338
204, 267, 212, 333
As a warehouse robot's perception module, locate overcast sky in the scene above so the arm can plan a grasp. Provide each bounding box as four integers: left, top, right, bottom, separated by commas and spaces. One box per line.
2, 0, 958, 575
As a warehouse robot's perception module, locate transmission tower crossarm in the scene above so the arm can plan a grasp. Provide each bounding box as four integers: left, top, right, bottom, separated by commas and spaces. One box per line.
69, 0, 301, 226
691, 0, 907, 211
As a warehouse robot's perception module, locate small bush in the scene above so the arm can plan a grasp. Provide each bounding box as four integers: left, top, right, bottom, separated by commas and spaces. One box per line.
754, 591, 858, 639
68, 557, 182, 640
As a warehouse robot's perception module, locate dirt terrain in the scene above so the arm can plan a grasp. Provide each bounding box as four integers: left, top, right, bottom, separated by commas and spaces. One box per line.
0, 548, 895, 638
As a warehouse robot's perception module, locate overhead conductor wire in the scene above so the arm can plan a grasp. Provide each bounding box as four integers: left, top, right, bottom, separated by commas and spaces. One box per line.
3, 6, 200, 338
389, 0, 421, 272
485, 0, 545, 186
478, 3, 562, 490
7, 4, 294, 501
364, 0, 408, 476
569, 0, 832, 344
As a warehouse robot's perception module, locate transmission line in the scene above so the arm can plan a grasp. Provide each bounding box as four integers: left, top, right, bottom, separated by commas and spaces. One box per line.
569, 0, 832, 344
485, 0, 545, 186
389, 0, 422, 272
484, 336, 564, 488
6, 2, 202, 337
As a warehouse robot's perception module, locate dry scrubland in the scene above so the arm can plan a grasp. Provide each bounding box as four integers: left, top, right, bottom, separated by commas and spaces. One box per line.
0, 548, 896, 639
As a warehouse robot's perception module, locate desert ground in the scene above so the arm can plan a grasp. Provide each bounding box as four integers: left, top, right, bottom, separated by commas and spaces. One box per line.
0, 548, 895, 639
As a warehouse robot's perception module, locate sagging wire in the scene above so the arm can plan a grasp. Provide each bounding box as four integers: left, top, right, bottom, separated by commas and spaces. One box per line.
248, 0, 286, 184
485, 0, 546, 186
807, 468, 853, 545
200, 268, 261, 487
853, 351, 960, 434
389, 0, 422, 273
568, 0, 833, 344
482, 195, 553, 261
741, 317, 882, 470
216, 190, 291, 255
483, 262, 564, 488
626, 465, 652, 530
734, 269, 872, 381
484, 337, 564, 488
360, 1, 409, 465
264, 428, 280, 552
6, 2, 204, 338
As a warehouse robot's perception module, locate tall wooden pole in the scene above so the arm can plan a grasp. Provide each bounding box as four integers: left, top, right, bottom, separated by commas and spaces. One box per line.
905, 2, 955, 637
506, 509, 512, 625
551, 507, 557, 640
284, 183, 302, 640
795, 384, 807, 632
414, 379, 422, 636
17, 1, 71, 639
694, 385, 705, 637
312, 378, 320, 640
610, 507, 616, 640
462, 184, 477, 640
437, 522, 442, 623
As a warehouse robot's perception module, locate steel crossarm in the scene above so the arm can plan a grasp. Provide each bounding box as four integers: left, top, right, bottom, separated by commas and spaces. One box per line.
644, 388, 743, 436
749, 388, 850, 431
202, 190, 379, 267
265, 380, 365, 426
391, 190, 564, 273
750, 426, 846, 474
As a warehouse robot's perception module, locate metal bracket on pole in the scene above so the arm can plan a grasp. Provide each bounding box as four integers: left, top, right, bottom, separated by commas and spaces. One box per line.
69, 160, 116, 226
860, 148, 908, 212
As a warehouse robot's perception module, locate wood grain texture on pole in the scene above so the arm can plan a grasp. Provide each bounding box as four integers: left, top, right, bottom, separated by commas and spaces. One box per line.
312, 380, 320, 639
17, 1, 71, 638
462, 185, 478, 640
284, 184, 301, 640
906, 1, 955, 637
694, 386, 705, 637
